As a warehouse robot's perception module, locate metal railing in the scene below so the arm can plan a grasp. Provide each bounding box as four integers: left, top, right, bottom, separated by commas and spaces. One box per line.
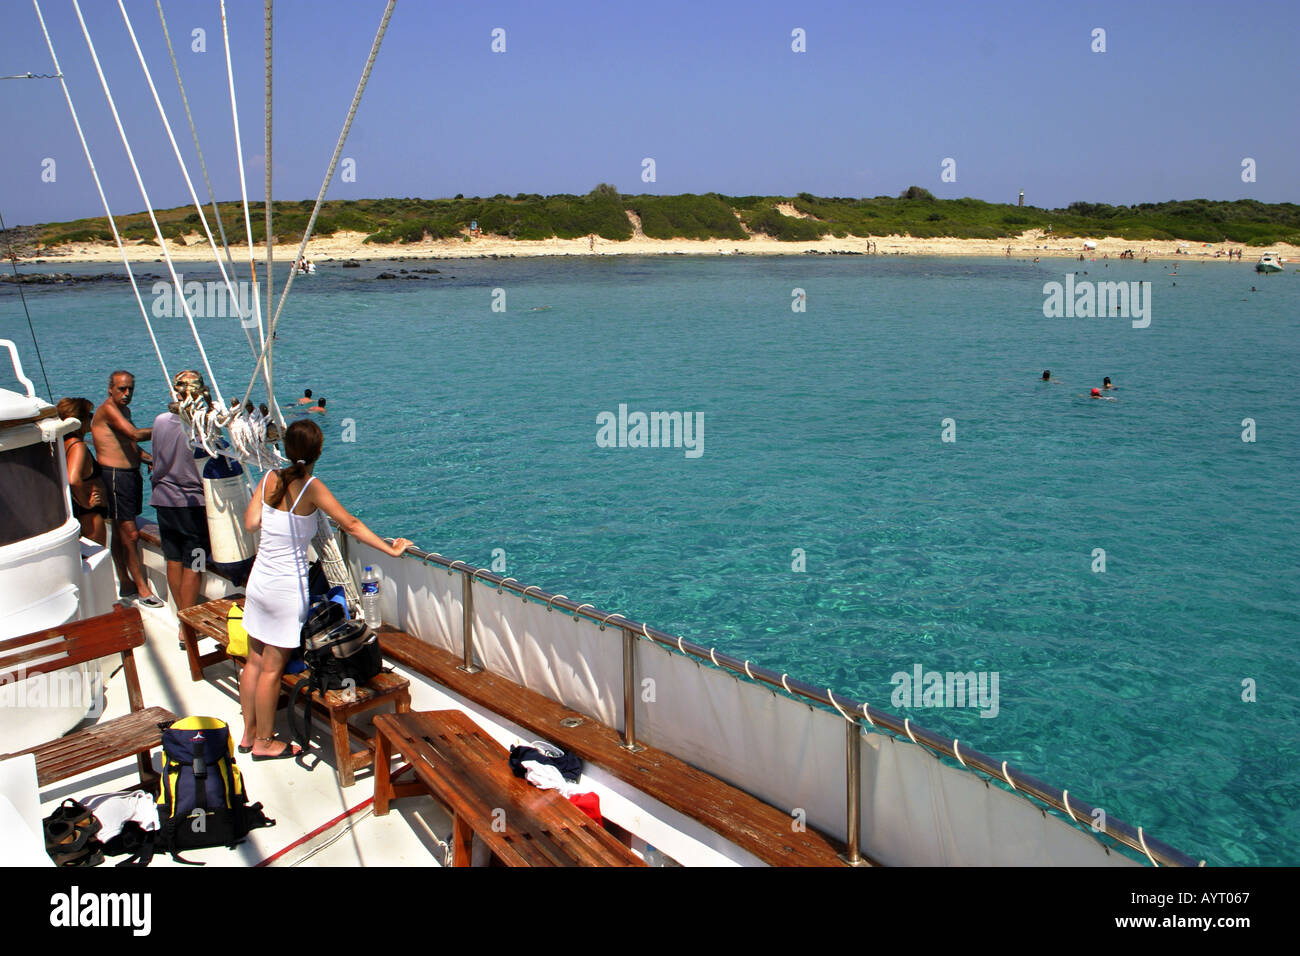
345, 533, 1202, 868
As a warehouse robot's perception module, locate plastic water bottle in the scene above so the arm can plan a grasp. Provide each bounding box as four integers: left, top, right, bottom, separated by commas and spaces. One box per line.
361, 566, 381, 627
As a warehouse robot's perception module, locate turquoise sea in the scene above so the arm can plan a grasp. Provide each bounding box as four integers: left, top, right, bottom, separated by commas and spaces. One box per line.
4, 254, 1298, 865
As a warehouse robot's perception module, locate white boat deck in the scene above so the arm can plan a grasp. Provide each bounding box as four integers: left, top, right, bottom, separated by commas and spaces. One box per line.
34, 600, 451, 868
24, 541, 729, 867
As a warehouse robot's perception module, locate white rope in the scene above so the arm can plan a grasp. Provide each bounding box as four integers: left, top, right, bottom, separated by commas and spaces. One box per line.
1137, 827, 1158, 867
217, 0, 287, 431
780, 673, 792, 694
32, 0, 173, 398
155, 1, 239, 280
953, 739, 967, 768
1001, 761, 1017, 791
742, 660, 754, 679
72, 0, 221, 405
242, 0, 397, 409
904, 718, 918, 744
1062, 789, 1077, 823
860, 703, 876, 728
160, 0, 284, 430
118, 0, 253, 405
263, 0, 273, 349
826, 690, 851, 721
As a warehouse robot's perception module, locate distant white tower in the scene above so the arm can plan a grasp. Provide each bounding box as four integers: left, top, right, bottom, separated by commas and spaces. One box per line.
1018, 190, 1025, 207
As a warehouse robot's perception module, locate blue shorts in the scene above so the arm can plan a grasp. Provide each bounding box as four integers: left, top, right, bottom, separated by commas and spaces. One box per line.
102, 465, 143, 521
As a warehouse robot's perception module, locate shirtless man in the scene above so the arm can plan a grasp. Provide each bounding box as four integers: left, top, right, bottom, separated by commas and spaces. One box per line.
93, 371, 163, 607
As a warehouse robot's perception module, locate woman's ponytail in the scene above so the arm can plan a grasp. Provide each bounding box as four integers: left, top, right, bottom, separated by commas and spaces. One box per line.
265, 420, 324, 507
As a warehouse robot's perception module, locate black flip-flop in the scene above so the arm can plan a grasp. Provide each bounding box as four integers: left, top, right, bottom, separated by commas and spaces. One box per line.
238, 744, 253, 754
251, 742, 302, 761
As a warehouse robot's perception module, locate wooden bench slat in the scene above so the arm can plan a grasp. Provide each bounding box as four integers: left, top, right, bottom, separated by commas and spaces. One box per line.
5, 706, 176, 787
378, 629, 856, 867
0, 605, 143, 681
0, 607, 172, 791
374, 710, 642, 867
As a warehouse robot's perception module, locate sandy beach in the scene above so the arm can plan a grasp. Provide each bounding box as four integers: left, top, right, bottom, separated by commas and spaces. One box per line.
17, 229, 1299, 266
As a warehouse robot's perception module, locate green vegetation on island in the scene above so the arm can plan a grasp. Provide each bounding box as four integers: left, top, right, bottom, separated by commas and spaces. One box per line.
24, 186, 1300, 248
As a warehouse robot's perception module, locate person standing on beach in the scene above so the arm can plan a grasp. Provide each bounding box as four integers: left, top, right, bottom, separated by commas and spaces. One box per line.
150, 370, 212, 645
92, 371, 162, 607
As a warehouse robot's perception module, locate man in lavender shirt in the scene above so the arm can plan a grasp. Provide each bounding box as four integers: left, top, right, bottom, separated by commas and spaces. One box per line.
150, 370, 211, 647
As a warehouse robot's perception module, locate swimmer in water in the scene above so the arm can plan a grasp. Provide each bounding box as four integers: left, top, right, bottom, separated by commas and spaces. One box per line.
1103, 377, 1115, 390
1042, 370, 1062, 384
1089, 387, 1116, 402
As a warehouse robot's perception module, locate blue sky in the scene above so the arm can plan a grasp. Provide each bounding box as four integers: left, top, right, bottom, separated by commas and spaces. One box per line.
1, 0, 1296, 226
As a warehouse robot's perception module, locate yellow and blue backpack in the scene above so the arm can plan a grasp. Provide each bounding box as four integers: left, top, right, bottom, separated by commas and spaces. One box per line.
156, 716, 274, 863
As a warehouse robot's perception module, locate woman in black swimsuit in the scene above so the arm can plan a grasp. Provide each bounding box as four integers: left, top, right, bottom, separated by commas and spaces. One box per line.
58, 397, 108, 546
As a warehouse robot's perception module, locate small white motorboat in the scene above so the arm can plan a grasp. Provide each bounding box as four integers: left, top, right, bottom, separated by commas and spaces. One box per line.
1256, 252, 1283, 274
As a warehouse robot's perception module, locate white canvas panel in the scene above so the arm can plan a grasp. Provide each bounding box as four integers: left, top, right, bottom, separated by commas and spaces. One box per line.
634, 639, 847, 836
471, 585, 624, 727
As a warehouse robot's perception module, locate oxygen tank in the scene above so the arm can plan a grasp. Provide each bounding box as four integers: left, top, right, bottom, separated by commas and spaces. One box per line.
203, 454, 256, 585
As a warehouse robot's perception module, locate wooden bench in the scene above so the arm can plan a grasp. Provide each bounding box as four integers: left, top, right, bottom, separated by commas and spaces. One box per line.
0, 606, 175, 789
377, 627, 860, 866
373, 710, 644, 867
178, 597, 411, 787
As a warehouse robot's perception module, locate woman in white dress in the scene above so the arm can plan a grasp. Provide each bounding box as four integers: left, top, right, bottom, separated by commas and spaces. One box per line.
238, 420, 413, 759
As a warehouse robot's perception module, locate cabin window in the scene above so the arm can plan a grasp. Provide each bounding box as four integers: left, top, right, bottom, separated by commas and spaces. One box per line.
0, 440, 66, 547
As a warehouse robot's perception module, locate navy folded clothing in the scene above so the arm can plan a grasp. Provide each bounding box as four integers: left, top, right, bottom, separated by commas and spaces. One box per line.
508, 744, 582, 783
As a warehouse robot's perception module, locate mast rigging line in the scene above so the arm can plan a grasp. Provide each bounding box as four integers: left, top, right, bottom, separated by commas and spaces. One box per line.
263, 0, 272, 392
116, 0, 258, 411
30, 0, 174, 400
0, 207, 54, 398
240, 0, 397, 410
154, 0, 238, 281
147, 0, 286, 431
218, 0, 285, 432
69, 0, 219, 405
